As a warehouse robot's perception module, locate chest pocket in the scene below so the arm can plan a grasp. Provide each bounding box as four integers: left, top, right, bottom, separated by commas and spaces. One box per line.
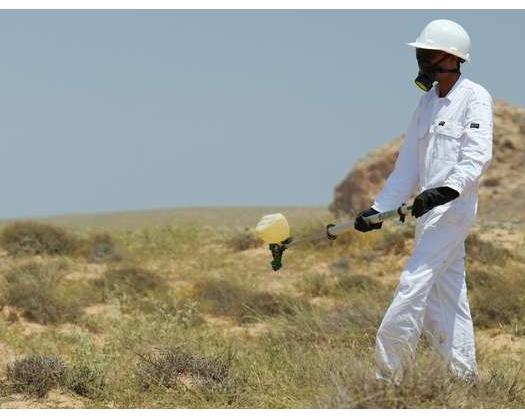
430, 119, 464, 162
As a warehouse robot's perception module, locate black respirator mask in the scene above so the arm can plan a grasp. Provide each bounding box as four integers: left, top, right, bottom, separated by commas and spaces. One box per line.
415, 49, 461, 92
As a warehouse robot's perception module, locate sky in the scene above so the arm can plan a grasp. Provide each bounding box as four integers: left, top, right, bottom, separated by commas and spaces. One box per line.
0, 10, 523, 218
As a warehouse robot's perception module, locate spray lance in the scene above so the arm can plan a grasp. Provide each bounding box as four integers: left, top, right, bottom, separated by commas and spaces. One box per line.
255, 203, 413, 271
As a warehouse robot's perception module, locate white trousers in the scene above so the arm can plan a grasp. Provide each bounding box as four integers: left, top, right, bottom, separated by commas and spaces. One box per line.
375, 206, 477, 383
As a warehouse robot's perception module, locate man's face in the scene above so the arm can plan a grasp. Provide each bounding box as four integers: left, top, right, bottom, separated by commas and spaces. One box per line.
416, 48, 458, 76
413, 48, 460, 91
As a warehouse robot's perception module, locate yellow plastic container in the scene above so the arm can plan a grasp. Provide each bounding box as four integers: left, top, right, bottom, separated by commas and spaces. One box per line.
255, 213, 290, 244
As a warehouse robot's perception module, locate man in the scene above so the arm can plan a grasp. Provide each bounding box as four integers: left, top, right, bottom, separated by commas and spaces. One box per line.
354, 19, 493, 383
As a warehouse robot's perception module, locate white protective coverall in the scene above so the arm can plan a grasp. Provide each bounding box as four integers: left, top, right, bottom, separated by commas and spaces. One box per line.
371, 75, 493, 382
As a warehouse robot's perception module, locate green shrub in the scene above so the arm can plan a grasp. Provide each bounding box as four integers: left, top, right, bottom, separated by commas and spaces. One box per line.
4, 261, 83, 324
84, 233, 123, 263
95, 266, 167, 299
64, 364, 106, 398
0, 222, 78, 256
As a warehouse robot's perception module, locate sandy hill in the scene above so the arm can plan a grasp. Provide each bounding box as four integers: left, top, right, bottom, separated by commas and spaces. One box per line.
329, 100, 525, 223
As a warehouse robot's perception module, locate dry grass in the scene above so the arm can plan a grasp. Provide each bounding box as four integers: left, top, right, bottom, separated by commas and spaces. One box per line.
299, 273, 333, 297
193, 279, 298, 323
373, 226, 413, 255
317, 351, 525, 408
466, 232, 513, 266
226, 229, 263, 252
0, 208, 524, 408
467, 264, 525, 328
464, 232, 525, 329
298, 272, 380, 297
336, 272, 381, 293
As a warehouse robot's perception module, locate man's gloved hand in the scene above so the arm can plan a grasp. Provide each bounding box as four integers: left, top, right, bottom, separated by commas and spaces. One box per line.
411, 186, 460, 218
354, 208, 382, 232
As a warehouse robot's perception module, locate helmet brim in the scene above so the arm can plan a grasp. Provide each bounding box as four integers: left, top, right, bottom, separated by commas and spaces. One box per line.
407, 41, 443, 50
407, 42, 470, 62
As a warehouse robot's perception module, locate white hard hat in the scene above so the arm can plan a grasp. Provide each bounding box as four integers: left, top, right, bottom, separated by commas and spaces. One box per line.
407, 19, 471, 62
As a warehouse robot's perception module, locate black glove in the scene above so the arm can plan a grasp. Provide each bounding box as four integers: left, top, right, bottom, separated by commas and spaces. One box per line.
354, 208, 382, 232
411, 186, 460, 218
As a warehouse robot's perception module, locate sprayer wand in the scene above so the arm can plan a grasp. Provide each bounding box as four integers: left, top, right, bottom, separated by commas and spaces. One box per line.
262, 203, 412, 271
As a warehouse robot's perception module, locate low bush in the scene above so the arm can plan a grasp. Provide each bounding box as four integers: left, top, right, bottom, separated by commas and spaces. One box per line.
5, 354, 106, 399
6, 355, 67, 397
4, 261, 84, 324
135, 347, 231, 390
227, 229, 263, 252
193, 279, 296, 323
84, 233, 123, 263
94, 266, 167, 300
0, 222, 79, 256
64, 364, 106, 398
482, 177, 501, 187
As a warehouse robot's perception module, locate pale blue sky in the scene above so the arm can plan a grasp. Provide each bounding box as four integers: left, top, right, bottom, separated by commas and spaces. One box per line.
0, 10, 523, 218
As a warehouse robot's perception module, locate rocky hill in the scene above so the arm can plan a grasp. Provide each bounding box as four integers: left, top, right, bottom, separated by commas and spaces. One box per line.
330, 101, 525, 223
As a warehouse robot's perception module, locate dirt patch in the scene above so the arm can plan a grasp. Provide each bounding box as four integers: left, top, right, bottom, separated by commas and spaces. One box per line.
228, 322, 271, 339
83, 303, 119, 317
476, 329, 525, 362
475, 227, 525, 252
65, 264, 107, 282
0, 390, 85, 408
18, 319, 48, 336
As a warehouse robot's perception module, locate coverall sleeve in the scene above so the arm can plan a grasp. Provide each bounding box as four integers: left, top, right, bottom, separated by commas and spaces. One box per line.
443, 90, 494, 195
372, 107, 420, 213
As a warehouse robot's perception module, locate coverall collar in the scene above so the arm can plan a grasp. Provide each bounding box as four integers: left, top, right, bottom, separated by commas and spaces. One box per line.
433, 74, 465, 102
